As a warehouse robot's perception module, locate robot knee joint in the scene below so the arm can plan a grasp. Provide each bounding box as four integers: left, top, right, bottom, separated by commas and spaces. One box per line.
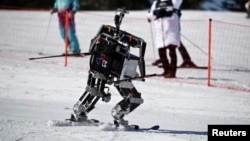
102, 93, 111, 103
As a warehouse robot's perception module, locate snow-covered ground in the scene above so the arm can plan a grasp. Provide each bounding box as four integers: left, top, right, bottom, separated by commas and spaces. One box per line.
0, 10, 250, 141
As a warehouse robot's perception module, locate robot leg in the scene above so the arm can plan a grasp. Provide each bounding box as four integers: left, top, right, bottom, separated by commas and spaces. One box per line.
111, 81, 143, 126
72, 73, 111, 121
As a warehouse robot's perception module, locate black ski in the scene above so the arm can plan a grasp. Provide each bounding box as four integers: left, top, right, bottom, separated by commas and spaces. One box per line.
48, 114, 160, 131
134, 125, 160, 131
177, 66, 208, 69
48, 118, 160, 132
65, 118, 100, 123
113, 124, 160, 131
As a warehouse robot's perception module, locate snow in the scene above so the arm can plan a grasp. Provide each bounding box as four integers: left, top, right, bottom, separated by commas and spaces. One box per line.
0, 10, 250, 141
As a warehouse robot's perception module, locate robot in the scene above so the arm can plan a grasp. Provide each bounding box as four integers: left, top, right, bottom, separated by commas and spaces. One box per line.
71, 8, 147, 127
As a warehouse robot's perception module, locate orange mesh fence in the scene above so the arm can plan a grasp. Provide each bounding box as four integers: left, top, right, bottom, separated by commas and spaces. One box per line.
209, 20, 250, 92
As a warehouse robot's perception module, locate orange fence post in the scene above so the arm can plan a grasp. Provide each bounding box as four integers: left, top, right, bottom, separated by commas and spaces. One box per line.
64, 11, 69, 67
207, 18, 212, 86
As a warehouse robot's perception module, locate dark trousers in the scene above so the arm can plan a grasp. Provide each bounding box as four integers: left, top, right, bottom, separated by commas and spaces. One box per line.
179, 42, 191, 62
158, 45, 177, 74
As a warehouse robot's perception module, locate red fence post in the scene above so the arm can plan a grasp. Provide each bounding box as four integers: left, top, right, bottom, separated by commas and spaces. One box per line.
64, 11, 69, 67
207, 18, 212, 86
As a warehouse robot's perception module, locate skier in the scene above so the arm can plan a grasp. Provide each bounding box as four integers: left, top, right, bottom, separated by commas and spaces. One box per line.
150, 1, 197, 68
51, 0, 81, 54
147, 0, 183, 78
70, 8, 146, 128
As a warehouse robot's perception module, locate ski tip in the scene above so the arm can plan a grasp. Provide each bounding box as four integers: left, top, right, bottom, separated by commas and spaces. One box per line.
151, 125, 160, 130
90, 119, 100, 123
133, 125, 139, 130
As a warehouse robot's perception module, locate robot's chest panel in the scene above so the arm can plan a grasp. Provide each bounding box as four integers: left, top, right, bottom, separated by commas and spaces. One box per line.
90, 51, 125, 78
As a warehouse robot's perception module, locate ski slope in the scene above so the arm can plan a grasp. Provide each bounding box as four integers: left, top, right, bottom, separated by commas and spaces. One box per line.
0, 10, 250, 141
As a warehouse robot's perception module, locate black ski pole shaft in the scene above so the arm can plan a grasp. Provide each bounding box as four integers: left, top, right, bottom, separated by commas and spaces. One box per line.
113, 73, 160, 83
149, 22, 156, 60
29, 54, 66, 60
29, 52, 90, 60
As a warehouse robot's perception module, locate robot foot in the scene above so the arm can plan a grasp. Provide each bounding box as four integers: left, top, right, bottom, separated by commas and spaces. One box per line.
111, 105, 130, 127
114, 118, 129, 127
70, 112, 88, 122
72, 101, 88, 122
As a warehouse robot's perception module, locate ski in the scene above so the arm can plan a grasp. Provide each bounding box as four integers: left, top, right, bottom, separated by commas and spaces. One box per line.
101, 123, 160, 131
139, 125, 160, 131
177, 66, 208, 69
125, 124, 160, 131
47, 114, 159, 131
47, 118, 102, 127
47, 118, 160, 131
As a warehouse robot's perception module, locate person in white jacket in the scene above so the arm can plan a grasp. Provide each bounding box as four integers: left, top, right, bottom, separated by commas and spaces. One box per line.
246, 0, 250, 19
148, 0, 182, 78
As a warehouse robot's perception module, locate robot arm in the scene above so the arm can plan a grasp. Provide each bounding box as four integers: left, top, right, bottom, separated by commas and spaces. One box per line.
139, 41, 146, 77
119, 33, 146, 77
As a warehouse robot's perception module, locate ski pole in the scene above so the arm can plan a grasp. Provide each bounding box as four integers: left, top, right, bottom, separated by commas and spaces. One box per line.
40, 13, 53, 54
29, 52, 91, 60
180, 33, 208, 56
149, 22, 156, 60
112, 73, 161, 83
46, 14, 53, 40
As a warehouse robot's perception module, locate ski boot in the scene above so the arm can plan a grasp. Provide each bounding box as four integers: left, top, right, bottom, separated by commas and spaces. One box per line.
70, 101, 88, 122
111, 104, 130, 127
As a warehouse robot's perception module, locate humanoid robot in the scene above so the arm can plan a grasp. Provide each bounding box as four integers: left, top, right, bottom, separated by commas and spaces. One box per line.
71, 8, 147, 127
